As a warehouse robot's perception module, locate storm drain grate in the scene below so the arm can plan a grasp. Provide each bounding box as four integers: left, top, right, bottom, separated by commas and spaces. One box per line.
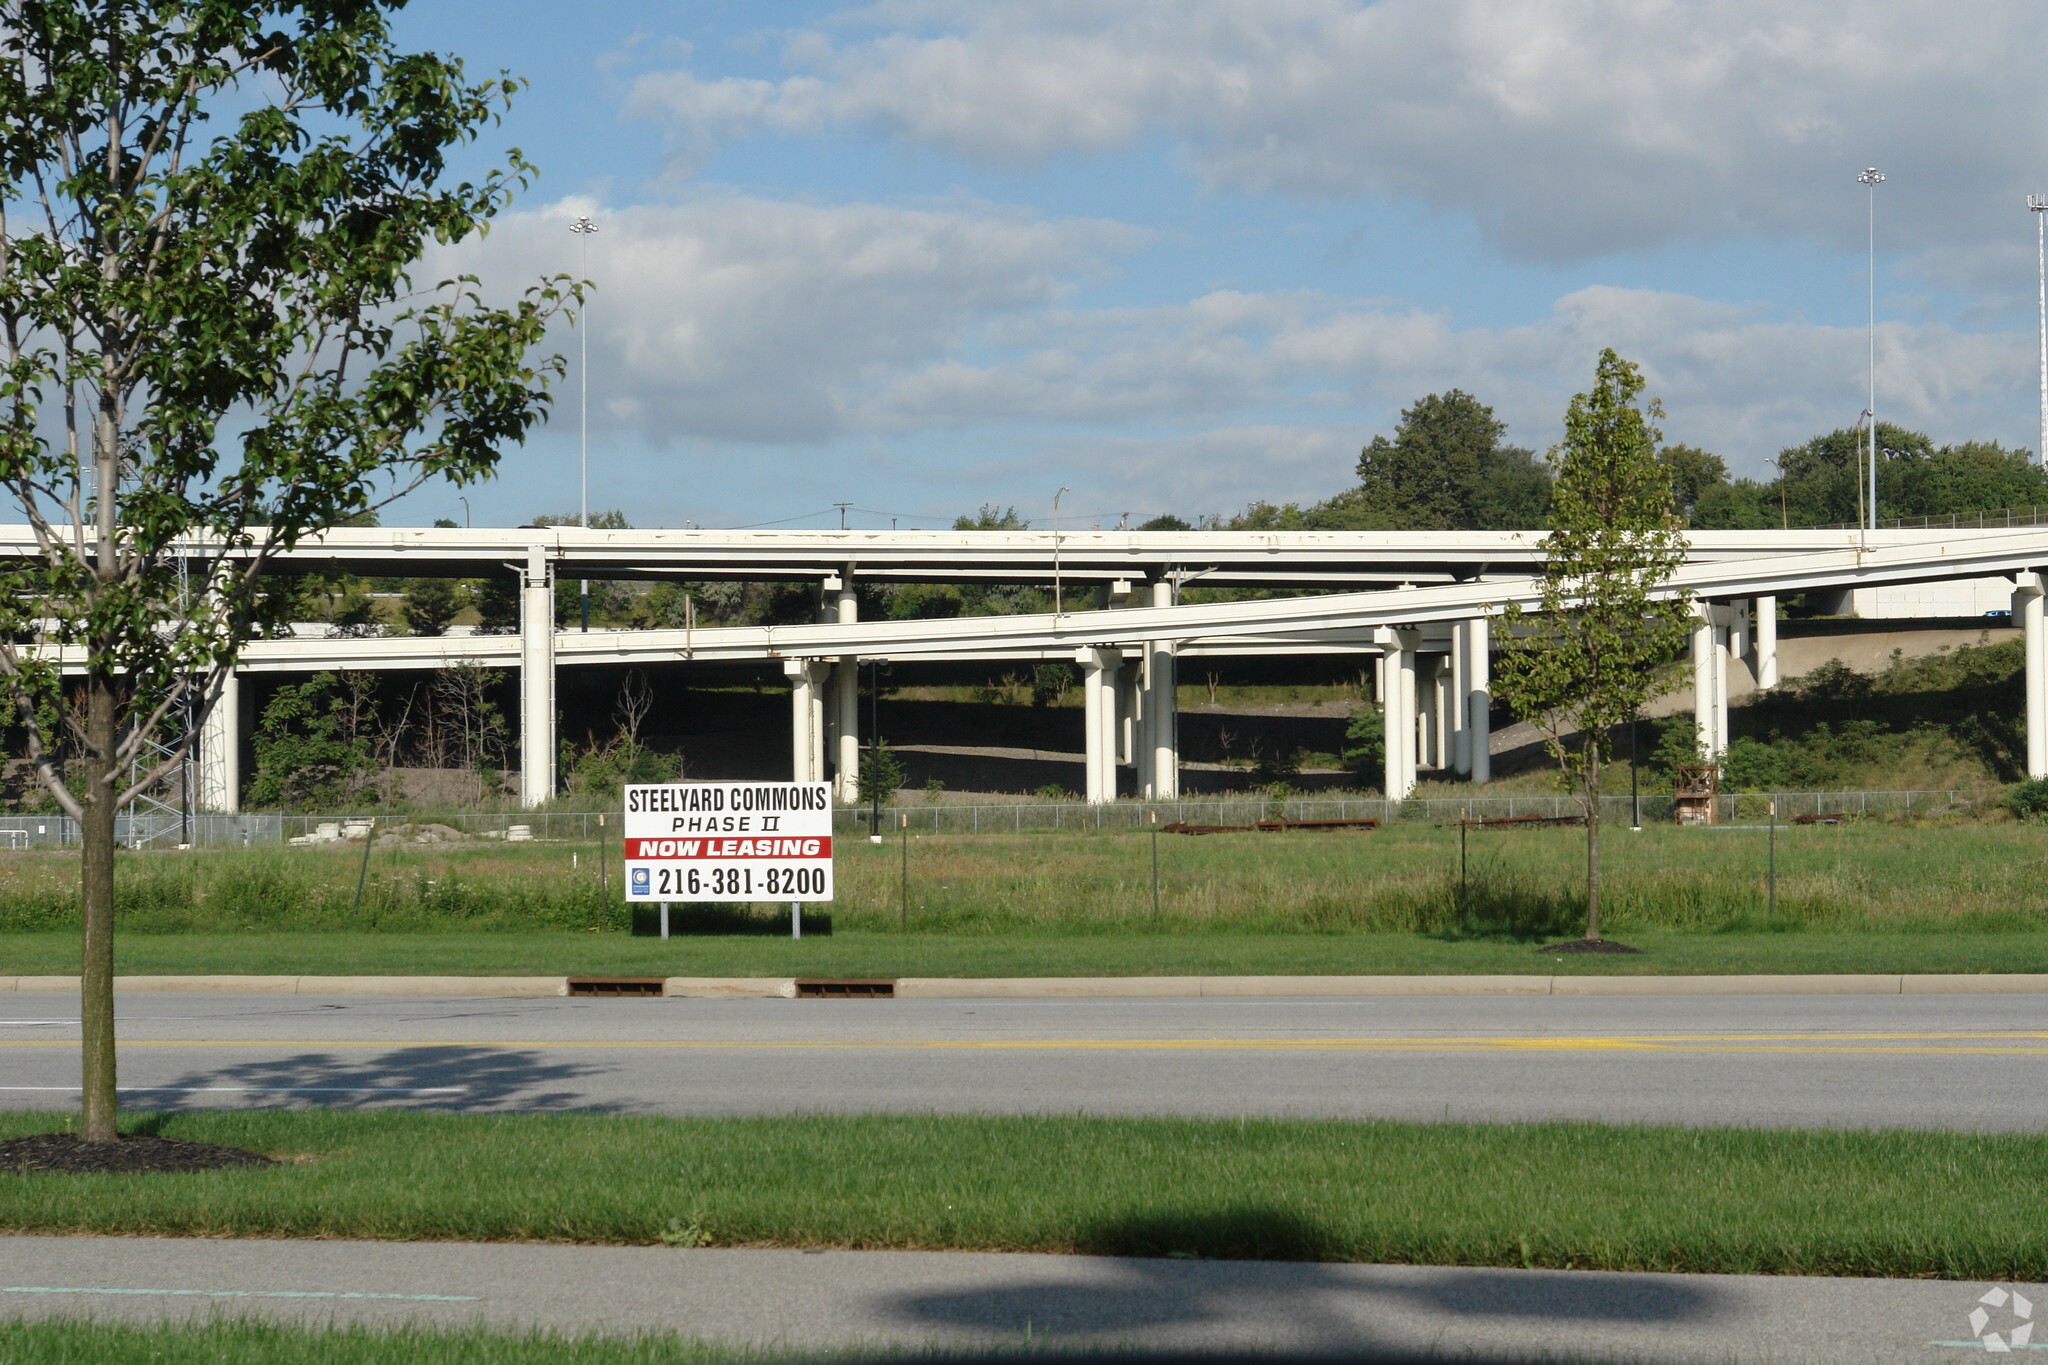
795, 978, 896, 999
566, 977, 667, 998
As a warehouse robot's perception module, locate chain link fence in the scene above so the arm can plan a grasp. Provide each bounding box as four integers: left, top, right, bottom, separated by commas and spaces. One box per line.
0, 788, 1994, 850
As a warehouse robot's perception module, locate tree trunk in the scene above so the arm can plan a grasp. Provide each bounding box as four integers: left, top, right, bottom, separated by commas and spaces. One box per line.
1583, 741, 1602, 942
79, 671, 120, 1143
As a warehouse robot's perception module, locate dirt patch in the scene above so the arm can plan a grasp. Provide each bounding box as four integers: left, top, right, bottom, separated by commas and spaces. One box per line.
1535, 938, 1644, 955
0, 1132, 276, 1174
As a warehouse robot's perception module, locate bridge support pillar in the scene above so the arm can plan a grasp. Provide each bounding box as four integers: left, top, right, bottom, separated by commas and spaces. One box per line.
1374, 627, 1419, 801
1464, 617, 1491, 785
1430, 657, 1453, 770
785, 659, 830, 784
2017, 575, 2048, 779
519, 547, 555, 807
1692, 602, 1730, 762
197, 670, 240, 813
1077, 647, 1123, 803
1754, 595, 1778, 689
1142, 580, 1179, 800
828, 578, 860, 805
1450, 625, 1470, 777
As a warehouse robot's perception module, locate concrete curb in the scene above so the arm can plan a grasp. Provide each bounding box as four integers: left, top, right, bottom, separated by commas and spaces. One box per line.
6, 973, 2047, 998
7, 975, 566, 997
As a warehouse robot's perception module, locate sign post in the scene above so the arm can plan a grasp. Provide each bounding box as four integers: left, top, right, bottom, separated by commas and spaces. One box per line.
623, 782, 834, 941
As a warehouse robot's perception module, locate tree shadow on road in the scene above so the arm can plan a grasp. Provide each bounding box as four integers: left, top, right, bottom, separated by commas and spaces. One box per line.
129, 1045, 619, 1115
883, 1207, 1720, 1350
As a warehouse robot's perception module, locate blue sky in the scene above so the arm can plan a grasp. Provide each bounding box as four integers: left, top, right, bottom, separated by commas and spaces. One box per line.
390, 0, 2048, 530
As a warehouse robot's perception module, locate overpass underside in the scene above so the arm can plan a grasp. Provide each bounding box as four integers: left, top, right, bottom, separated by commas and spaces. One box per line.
12, 525, 2047, 811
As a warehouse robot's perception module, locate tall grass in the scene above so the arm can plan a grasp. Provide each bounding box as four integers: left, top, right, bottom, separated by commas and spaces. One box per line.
1, 823, 2044, 938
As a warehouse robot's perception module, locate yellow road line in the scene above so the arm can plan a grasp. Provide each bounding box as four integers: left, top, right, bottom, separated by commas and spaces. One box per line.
2, 1033, 2047, 1055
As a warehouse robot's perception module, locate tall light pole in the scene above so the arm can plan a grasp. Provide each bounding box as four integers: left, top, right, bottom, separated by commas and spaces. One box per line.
1858, 168, 1884, 533
1051, 486, 1070, 618
2031, 196, 2048, 468
570, 214, 599, 630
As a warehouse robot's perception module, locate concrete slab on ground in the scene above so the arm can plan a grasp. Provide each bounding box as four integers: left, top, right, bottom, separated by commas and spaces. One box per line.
0, 1235, 2030, 1362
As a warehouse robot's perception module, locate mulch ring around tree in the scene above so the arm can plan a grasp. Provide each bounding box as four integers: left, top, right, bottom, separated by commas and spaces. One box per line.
1535, 938, 1645, 955
0, 1132, 276, 1175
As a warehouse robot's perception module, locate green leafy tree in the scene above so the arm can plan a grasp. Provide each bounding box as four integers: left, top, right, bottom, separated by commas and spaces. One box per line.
954, 503, 1028, 530
856, 740, 906, 807
246, 674, 376, 810
470, 574, 520, 634
1656, 445, 1730, 524
1340, 700, 1386, 781
1353, 390, 1503, 529
1138, 514, 1191, 530
0, 2, 572, 1142
1493, 350, 1694, 943
402, 577, 467, 637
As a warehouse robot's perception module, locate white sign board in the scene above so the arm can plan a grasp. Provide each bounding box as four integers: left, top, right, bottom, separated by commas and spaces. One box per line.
622, 782, 833, 902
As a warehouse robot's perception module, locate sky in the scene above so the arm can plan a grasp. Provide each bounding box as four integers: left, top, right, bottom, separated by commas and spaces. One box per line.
387, 0, 2048, 531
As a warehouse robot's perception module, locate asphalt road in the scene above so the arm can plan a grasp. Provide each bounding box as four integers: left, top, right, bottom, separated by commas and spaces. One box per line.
2, 1234, 2037, 1361
2, 990, 2044, 1129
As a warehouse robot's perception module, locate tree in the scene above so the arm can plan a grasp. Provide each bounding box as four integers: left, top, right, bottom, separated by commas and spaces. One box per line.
1492, 350, 1693, 944
402, 577, 467, 637
246, 673, 376, 810
0, 2, 571, 1142
955, 503, 1029, 530
1352, 390, 1509, 529
1655, 445, 1730, 525
856, 739, 906, 807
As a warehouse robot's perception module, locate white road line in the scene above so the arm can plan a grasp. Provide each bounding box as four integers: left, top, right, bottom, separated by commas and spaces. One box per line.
1, 1285, 479, 1302
0, 1086, 467, 1094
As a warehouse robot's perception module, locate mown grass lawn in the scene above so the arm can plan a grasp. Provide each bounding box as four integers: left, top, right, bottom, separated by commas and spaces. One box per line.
0, 1319, 786, 1365
1, 1110, 2044, 1280
5, 926, 2048, 978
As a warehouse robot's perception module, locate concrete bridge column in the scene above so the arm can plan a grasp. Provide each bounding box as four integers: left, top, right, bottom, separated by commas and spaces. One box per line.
1145, 579, 1179, 800
1077, 646, 1123, 803
1692, 602, 1730, 761
828, 577, 860, 806
1449, 625, 1470, 777
1754, 595, 1779, 690
1431, 656, 1454, 770
1465, 616, 1491, 785
197, 670, 240, 813
784, 659, 830, 784
1374, 627, 1419, 800
2017, 574, 2048, 779
518, 546, 556, 807
1115, 660, 1137, 769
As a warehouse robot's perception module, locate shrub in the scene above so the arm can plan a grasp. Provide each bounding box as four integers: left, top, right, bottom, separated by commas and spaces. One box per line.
2006, 778, 2048, 820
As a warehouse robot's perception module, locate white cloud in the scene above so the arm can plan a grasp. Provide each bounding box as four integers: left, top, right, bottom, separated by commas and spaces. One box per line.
863, 283, 2037, 482
629, 0, 2048, 264
441, 193, 1147, 443
438, 194, 2034, 521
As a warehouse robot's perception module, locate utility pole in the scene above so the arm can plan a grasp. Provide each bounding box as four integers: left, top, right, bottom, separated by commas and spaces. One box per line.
2031, 196, 2048, 468
1858, 168, 1884, 532
834, 502, 851, 531
570, 214, 599, 630
1052, 486, 1070, 617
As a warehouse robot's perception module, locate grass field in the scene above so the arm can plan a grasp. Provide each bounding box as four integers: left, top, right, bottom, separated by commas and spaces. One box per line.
4, 926, 2047, 977
1, 1109, 2043, 1280
0, 1320, 769, 1365
4, 820, 2045, 977
2, 821, 2043, 940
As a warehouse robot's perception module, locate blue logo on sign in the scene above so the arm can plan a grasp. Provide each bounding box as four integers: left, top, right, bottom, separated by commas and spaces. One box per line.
630, 867, 650, 892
